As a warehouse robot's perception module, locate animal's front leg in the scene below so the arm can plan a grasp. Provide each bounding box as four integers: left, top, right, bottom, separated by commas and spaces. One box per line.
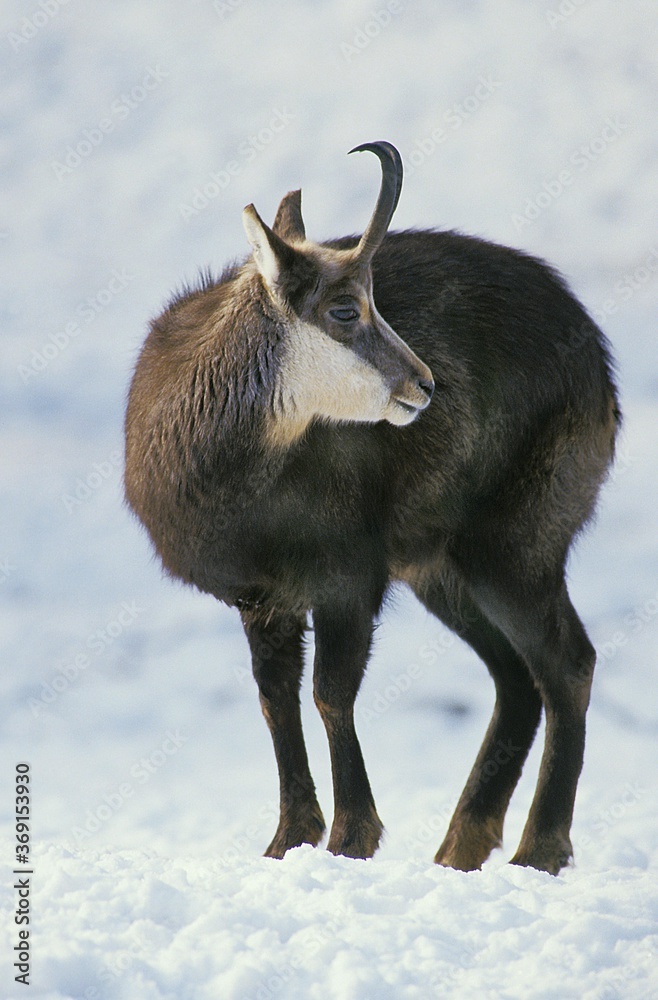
312, 599, 384, 859
241, 608, 325, 858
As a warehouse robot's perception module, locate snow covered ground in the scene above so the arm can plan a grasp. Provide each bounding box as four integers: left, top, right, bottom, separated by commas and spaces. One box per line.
1, 1, 657, 996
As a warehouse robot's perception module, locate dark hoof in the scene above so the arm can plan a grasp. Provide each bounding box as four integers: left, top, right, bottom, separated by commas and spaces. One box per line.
263, 805, 326, 859
434, 816, 502, 872
509, 833, 573, 875
326, 812, 384, 860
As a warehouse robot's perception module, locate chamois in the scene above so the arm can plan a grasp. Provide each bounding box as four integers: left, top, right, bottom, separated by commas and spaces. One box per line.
125, 141, 619, 874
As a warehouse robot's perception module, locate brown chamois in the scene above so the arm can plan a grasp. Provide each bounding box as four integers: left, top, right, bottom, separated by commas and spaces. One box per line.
124, 141, 619, 874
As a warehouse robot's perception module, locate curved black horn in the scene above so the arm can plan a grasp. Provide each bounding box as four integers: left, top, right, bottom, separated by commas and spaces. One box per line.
348, 141, 403, 263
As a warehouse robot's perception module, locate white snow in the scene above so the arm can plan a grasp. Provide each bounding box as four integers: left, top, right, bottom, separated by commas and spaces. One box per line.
1, 1, 657, 997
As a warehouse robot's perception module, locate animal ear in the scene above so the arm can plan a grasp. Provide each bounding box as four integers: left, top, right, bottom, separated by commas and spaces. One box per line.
242, 204, 286, 290
243, 203, 303, 295
242, 205, 318, 310
243, 204, 313, 306
272, 190, 306, 243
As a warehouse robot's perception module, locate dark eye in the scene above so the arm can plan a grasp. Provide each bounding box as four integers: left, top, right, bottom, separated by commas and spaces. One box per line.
329, 307, 359, 323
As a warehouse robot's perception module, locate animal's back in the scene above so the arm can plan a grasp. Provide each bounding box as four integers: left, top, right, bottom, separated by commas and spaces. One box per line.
365, 230, 619, 574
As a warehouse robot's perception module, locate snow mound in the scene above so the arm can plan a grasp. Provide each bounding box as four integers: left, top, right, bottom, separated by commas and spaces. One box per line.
1, 843, 655, 1000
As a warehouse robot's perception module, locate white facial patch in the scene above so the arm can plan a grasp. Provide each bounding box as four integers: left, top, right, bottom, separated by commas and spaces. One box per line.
267, 319, 396, 447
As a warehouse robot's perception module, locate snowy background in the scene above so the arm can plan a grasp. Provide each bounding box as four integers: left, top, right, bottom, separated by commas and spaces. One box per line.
1, 1, 657, 997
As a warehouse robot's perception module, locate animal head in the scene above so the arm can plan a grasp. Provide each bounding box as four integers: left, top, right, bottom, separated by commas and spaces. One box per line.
242, 142, 434, 446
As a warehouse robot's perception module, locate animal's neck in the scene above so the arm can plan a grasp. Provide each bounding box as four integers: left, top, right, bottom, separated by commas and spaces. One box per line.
184, 321, 291, 484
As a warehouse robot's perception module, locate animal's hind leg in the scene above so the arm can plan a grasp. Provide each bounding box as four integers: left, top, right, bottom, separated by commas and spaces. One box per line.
469, 575, 596, 874
414, 580, 543, 872
507, 589, 594, 874
241, 609, 325, 858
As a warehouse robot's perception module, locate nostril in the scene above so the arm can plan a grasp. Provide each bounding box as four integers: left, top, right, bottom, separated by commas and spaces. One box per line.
419, 377, 434, 399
